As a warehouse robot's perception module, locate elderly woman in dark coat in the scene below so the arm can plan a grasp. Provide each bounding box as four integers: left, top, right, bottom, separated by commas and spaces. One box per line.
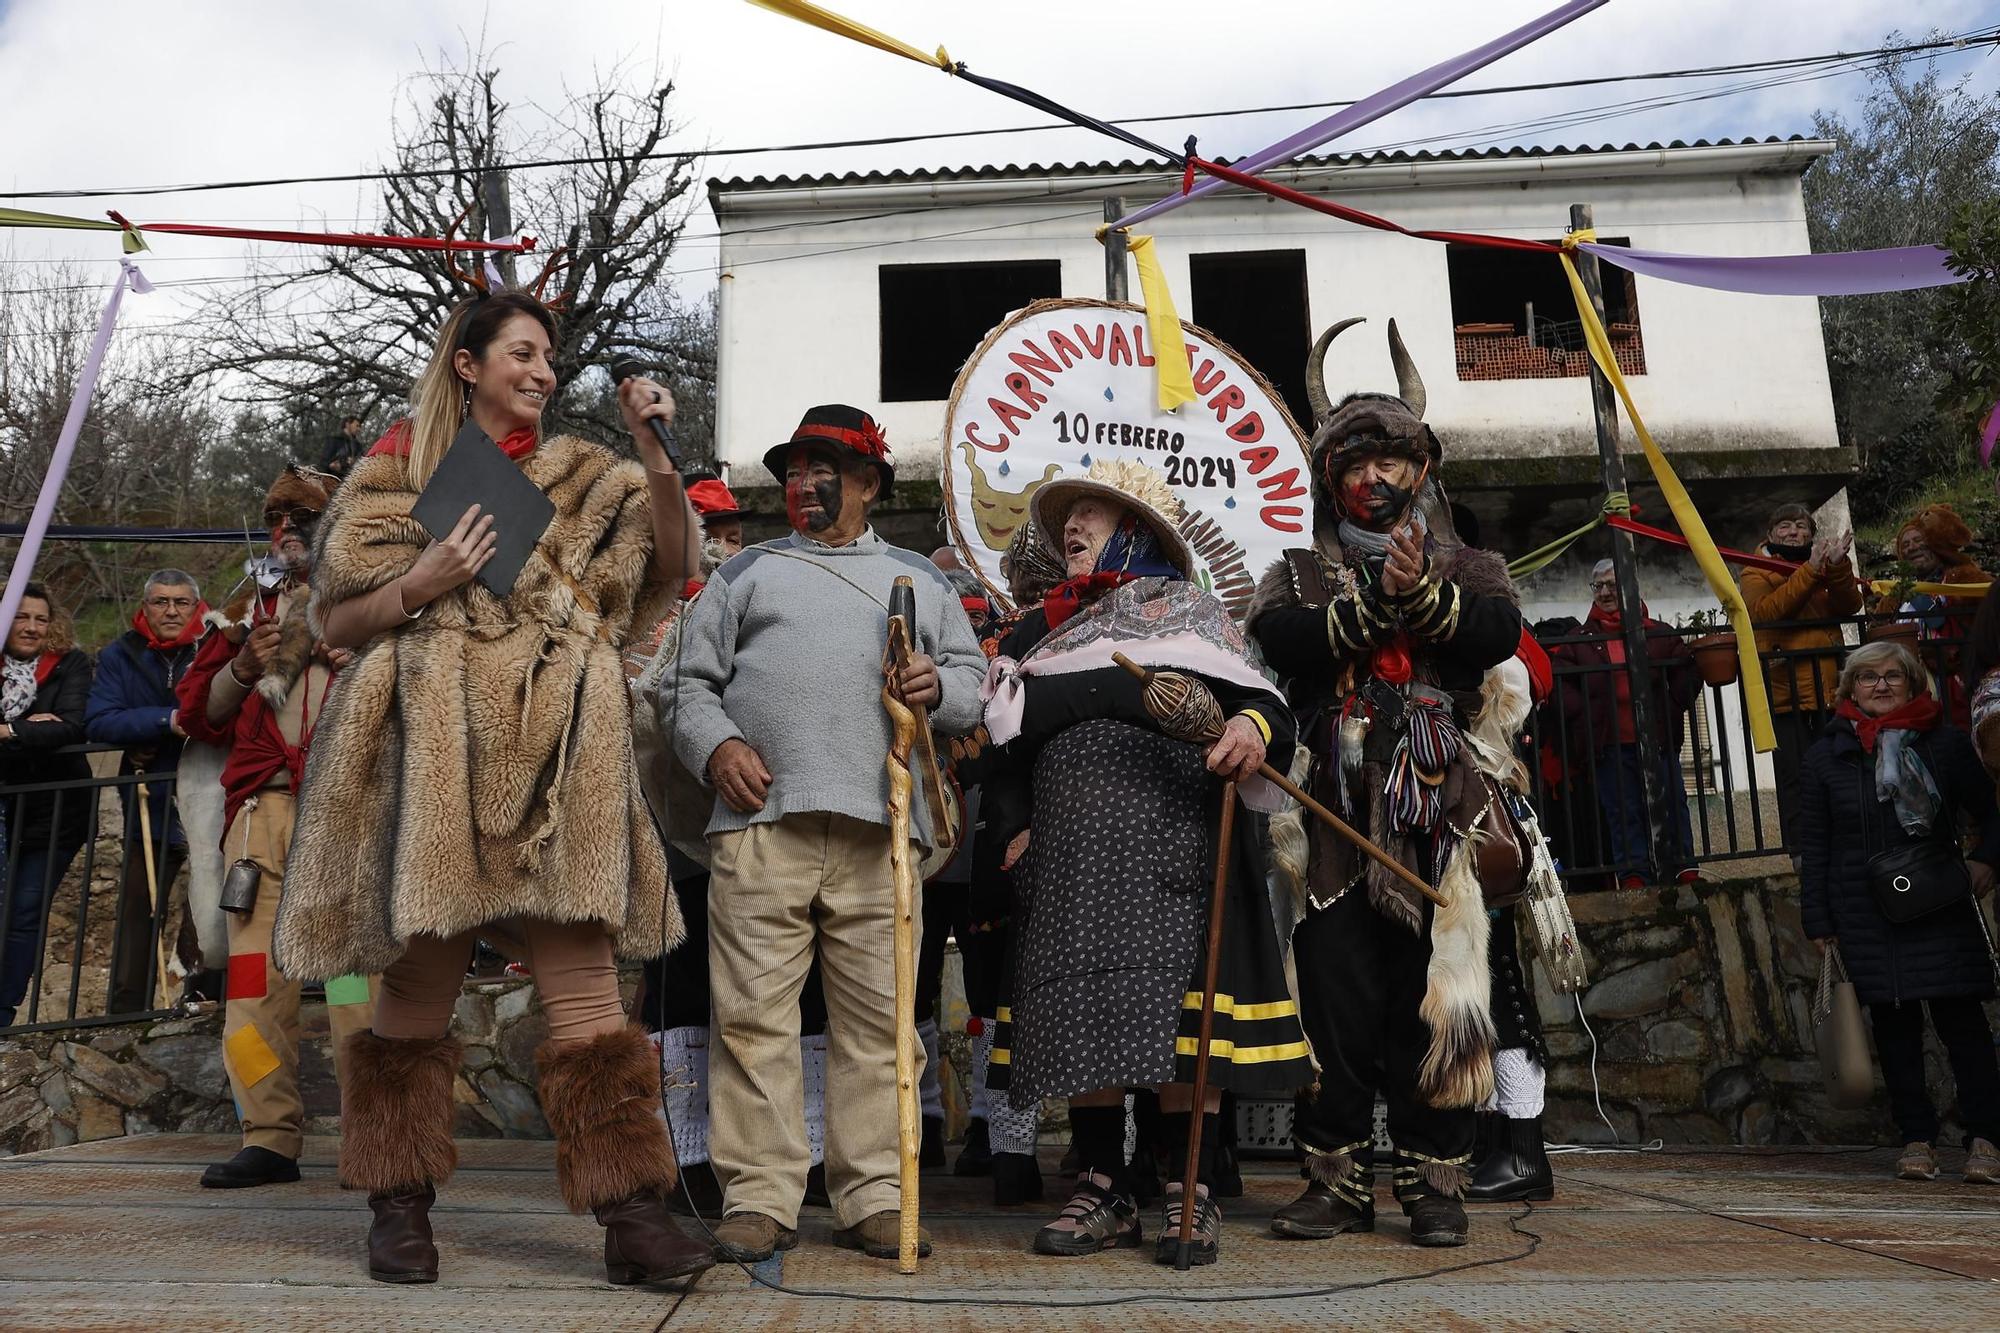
1798, 639, 2000, 1185
982, 459, 1312, 1267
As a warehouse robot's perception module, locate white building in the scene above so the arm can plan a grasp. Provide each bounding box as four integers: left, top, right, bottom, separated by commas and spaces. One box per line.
710, 137, 1852, 797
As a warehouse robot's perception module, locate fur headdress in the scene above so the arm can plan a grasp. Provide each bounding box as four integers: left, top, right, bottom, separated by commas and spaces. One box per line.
1900, 503, 1974, 566
262, 464, 337, 518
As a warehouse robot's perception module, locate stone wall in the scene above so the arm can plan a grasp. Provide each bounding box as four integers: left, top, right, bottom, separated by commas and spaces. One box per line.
1535, 873, 1996, 1147
0, 978, 565, 1157
8, 878, 1994, 1155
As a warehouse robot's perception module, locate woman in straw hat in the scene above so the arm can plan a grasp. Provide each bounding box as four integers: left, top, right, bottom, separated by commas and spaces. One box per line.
981, 459, 1312, 1266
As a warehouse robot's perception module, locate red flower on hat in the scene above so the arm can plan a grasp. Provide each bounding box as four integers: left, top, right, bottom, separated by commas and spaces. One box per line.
853, 416, 891, 460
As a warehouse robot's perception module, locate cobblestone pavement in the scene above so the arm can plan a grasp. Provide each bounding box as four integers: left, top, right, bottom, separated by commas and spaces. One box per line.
3, 1135, 1997, 1330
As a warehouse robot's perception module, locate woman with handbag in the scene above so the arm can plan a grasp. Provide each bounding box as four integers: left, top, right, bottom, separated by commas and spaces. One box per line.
1798, 639, 2000, 1184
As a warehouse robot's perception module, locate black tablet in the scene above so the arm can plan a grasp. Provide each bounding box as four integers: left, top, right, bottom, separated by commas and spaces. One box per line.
409, 421, 556, 597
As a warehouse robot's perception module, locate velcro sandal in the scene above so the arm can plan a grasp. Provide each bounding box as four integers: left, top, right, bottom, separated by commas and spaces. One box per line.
1032, 1174, 1142, 1256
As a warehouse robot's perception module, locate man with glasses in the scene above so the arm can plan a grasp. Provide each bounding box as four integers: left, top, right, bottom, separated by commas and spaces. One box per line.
87, 569, 212, 1013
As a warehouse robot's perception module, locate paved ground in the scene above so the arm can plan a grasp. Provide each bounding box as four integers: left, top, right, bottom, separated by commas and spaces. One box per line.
3, 1135, 1997, 1331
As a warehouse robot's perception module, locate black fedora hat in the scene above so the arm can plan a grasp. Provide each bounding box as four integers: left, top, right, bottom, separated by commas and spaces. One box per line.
762, 404, 895, 491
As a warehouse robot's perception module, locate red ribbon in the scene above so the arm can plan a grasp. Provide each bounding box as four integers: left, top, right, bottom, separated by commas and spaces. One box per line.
1189, 156, 1561, 253
106, 211, 536, 255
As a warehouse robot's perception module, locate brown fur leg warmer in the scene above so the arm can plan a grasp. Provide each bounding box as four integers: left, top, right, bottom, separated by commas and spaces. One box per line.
337, 1032, 461, 1194
537, 1025, 677, 1214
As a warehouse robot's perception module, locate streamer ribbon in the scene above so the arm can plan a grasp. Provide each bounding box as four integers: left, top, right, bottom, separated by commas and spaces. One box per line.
0, 261, 153, 640
1123, 235, 1197, 411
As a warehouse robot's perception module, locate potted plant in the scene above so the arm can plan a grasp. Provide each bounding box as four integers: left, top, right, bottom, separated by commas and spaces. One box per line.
1679, 608, 1739, 686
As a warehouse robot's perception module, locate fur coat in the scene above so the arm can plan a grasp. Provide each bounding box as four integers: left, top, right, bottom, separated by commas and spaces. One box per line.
272, 435, 683, 982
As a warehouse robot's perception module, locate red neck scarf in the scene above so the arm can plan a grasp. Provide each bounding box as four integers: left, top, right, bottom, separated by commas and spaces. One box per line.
1043, 571, 1136, 630
1584, 601, 1648, 634
1836, 695, 1941, 752
368, 420, 538, 460
131, 604, 208, 651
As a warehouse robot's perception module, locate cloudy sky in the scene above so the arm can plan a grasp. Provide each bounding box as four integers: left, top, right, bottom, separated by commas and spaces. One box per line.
2, 0, 1996, 333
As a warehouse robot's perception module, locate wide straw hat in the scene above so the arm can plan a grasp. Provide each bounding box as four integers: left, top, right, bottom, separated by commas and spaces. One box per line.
1031, 457, 1195, 579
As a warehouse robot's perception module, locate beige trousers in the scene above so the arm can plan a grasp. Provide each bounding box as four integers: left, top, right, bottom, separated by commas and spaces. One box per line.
370, 917, 629, 1046
707, 811, 921, 1230
222, 793, 377, 1158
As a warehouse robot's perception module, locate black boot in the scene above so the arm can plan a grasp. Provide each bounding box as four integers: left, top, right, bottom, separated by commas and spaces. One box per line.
1465, 1115, 1553, 1203
954, 1117, 994, 1176
1406, 1194, 1469, 1247
1269, 1180, 1374, 1239
920, 1115, 947, 1171
200, 1145, 301, 1189
993, 1151, 1044, 1205
1467, 1110, 1499, 1173
665, 1161, 725, 1218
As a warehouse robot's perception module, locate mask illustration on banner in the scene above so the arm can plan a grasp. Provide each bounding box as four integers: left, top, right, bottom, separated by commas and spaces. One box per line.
941, 298, 1310, 621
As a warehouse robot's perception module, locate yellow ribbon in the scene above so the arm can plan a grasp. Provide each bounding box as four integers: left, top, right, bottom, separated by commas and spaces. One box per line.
1868, 580, 1993, 598
1122, 234, 1197, 412
745, 0, 952, 70
1558, 234, 1775, 752
0, 206, 146, 253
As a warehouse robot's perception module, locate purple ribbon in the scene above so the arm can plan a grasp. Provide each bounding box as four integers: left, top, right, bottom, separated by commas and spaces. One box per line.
0, 261, 151, 642
1111, 0, 1605, 230
1981, 403, 2000, 470
1577, 241, 1965, 296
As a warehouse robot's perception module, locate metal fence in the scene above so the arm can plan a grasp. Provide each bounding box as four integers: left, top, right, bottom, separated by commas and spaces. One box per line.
0, 747, 184, 1033
1525, 613, 1966, 887
0, 612, 1967, 1031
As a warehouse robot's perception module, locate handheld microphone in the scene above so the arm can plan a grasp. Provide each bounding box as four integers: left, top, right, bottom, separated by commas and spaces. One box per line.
609, 356, 682, 468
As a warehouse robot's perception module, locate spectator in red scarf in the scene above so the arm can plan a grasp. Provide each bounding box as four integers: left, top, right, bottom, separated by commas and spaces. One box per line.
0, 583, 94, 1028
1798, 639, 2000, 1184
1550, 560, 1699, 887
87, 568, 212, 1013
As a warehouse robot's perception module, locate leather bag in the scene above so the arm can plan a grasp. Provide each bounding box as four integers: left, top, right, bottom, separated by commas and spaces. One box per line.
1811, 942, 1874, 1109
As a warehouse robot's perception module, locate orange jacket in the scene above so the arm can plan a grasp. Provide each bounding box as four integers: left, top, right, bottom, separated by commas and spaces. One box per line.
1739, 551, 1863, 714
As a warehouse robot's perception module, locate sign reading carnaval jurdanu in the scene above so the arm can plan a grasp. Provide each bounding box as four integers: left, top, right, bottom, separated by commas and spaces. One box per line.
942, 299, 1311, 619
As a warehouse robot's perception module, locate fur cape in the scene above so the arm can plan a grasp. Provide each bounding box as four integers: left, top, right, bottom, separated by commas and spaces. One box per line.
271, 435, 682, 982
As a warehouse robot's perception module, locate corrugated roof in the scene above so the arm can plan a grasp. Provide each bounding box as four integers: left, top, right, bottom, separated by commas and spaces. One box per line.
709, 135, 1825, 193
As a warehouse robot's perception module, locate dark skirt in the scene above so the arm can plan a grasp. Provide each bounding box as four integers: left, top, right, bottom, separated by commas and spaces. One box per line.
990, 719, 1312, 1107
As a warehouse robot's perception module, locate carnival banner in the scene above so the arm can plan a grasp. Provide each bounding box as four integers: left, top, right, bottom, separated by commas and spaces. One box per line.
942, 299, 1309, 620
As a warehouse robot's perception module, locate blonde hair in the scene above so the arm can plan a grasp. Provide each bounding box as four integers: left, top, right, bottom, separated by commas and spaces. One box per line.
1836, 640, 1928, 703
405, 292, 558, 488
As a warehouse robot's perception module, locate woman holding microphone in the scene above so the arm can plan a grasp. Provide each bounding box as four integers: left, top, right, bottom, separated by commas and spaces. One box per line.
271, 290, 710, 1286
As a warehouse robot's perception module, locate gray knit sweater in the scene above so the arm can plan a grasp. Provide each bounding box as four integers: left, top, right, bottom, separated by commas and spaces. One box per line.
661, 528, 986, 846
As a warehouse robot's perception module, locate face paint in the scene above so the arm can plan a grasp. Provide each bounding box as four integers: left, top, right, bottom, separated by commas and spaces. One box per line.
1346, 479, 1414, 528
785, 475, 843, 533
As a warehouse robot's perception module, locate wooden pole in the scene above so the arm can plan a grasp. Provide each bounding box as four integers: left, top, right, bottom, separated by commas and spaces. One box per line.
881, 610, 922, 1274
1176, 780, 1235, 1271
136, 783, 171, 1010
1570, 201, 1672, 878
1108, 653, 1448, 909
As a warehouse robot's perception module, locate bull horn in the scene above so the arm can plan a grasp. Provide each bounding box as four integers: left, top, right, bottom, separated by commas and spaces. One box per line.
1304, 317, 1366, 425
1387, 317, 1426, 420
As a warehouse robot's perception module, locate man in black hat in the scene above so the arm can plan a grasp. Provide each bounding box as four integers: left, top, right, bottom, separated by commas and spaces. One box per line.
667, 405, 987, 1264
1246, 320, 1523, 1250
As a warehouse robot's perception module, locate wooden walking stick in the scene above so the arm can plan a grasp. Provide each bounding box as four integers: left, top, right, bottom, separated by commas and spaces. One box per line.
1177, 779, 1236, 1271
1110, 652, 1447, 909
880, 577, 925, 1274
136, 783, 173, 1010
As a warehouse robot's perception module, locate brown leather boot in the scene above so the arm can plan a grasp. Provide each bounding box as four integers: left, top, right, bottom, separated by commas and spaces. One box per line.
368, 1185, 440, 1283
338, 1033, 461, 1286
538, 1026, 715, 1285
596, 1191, 718, 1284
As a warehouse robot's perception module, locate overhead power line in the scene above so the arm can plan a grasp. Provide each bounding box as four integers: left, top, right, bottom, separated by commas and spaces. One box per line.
3, 28, 1993, 202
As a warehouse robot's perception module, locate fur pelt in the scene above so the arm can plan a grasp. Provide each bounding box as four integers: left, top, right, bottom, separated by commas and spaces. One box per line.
207, 580, 317, 714
537, 1025, 678, 1213
264, 463, 337, 516
271, 436, 683, 982
1466, 656, 1533, 794
337, 1032, 461, 1194
1418, 838, 1497, 1109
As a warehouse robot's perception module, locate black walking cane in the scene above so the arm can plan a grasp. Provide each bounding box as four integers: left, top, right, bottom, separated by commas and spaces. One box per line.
1177, 780, 1235, 1270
